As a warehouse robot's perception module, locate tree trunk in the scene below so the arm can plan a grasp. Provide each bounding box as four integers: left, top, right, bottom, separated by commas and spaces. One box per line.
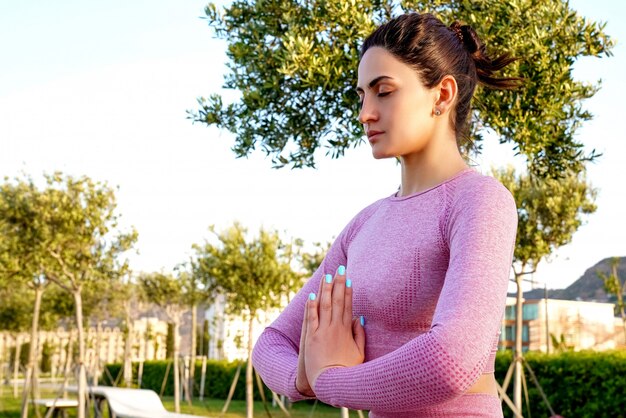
73, 290, 88, 418
21, 285, 43, 418
62, 332, 74, 399
514, 274, 523, 415
173, 319, 180, 413
189, 304, 197, 400
0, 334, 5, 396
199, 356, 207, 401
189, 304, 198, 398
94, 321, 102, 387
13, 334, 22, 398
618, 301, 626, 346
246, 315, 254, 418
123, 304, 133, 388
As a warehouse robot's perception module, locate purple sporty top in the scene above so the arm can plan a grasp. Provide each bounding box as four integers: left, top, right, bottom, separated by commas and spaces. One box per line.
252, 167, 518, 417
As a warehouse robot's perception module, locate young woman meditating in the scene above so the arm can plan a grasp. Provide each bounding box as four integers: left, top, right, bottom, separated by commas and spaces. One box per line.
252, 12, 520, 417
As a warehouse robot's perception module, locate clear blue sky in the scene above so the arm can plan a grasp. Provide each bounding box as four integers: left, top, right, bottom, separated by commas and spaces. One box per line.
1, 1, 624, 293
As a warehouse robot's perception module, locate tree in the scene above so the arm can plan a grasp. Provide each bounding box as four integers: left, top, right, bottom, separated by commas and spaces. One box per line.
192, 222, 302, 418
191, 0, 613, 178
0, 176, 50, 413
177, 261, 212, 401
139, 271, 186, 413
493, 165, 597, 414
596, 257, 626, 345
115, 277, 143, 388
0, 283, 35, 399
0, 172, 137, 418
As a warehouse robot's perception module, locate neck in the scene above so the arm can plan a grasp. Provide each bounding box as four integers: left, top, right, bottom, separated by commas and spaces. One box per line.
396, 133, 469, 197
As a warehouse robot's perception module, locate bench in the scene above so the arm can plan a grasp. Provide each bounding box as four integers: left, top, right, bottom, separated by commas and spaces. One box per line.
67, 385, 209, 418
32, 398, 79, 418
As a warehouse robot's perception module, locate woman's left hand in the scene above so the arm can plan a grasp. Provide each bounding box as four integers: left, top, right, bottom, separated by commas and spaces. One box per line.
304, 265, 366, 389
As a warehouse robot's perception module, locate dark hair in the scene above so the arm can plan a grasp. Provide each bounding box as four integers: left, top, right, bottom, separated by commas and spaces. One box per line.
360, 12, 522, 152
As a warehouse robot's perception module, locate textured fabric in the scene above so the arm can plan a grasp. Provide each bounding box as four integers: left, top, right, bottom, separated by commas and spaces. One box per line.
252, 167, 517, 417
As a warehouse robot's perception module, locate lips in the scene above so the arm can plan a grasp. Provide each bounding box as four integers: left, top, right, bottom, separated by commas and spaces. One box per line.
367, 130, 384, 141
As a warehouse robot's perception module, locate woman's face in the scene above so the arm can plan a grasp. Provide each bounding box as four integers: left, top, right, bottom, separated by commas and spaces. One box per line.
357, 46, 438, 159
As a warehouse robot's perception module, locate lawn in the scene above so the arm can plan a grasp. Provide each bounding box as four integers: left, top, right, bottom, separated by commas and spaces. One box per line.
0, 388, 363, 417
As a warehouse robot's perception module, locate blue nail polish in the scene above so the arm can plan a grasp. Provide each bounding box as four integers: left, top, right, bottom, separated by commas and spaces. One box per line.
346, 279, 352, 288
338, 265, 346, 275
325, 274, 332, 283
309, 293, 316, 301
360, 316, 365, 326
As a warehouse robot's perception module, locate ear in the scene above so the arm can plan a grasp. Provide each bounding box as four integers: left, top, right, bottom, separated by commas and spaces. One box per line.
433, 75, 458, 116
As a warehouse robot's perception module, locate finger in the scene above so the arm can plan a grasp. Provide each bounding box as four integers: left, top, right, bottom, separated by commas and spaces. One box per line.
317, 273, 325, 316
352, 316, 366, 358
318, 272, 334, 328
307, 292, 319, 332
331, 265, 347, 326
299, 293, 308, 350
343, 276, 353, 328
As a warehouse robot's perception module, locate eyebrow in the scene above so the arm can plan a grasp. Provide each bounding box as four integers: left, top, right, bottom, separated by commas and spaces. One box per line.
355, 75, 394, 93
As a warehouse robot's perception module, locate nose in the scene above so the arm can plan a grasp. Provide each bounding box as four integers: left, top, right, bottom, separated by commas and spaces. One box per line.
357, 95, 378, 125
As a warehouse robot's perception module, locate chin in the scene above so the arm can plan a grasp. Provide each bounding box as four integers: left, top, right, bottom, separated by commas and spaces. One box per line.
370, 146, 396, 160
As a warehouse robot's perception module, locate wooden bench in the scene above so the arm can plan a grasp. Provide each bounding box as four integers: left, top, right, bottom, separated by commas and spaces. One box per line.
32, 398, 79, 418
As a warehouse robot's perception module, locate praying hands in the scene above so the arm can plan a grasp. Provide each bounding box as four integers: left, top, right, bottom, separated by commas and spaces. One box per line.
296, 265, 366, 396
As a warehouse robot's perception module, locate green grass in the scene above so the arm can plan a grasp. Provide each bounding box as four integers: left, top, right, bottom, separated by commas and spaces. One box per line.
0, 388, 360, 417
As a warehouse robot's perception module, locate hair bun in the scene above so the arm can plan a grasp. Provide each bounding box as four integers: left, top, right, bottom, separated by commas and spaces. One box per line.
449, 21, 479, 54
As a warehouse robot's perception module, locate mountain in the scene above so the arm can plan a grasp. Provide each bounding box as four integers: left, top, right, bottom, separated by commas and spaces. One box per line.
508, 256, 626, 303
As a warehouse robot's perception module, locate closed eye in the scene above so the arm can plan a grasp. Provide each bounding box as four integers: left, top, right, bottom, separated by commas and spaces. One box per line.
358, 91, 392, 108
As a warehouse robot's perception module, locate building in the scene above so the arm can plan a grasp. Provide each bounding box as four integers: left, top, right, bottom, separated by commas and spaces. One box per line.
499, 296, 624, 353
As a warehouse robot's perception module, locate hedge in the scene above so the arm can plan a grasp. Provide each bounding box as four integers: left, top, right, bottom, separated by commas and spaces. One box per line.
105, 350, 626, 416
495, 349, 626, 417
103, 359, 272, 401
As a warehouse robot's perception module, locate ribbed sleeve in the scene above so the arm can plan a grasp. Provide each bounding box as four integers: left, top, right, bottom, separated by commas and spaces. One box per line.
251, 199, 384, 403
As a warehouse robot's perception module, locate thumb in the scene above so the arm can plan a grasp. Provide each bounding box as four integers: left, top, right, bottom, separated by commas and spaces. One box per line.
352, 316, 366, 357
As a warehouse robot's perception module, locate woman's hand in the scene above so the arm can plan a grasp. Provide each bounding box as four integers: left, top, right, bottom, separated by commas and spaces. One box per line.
296, 287, 315, 397
296, 271, 327, 396
304, 265, 366, 389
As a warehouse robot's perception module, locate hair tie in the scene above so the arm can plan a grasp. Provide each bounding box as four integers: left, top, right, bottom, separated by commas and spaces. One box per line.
450, 23, 465, 45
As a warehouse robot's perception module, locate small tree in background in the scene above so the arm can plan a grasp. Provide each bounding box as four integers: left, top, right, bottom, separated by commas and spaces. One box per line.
175, 261, 213, 400
139, 271, 186, 413
193, 222, 303, 418
0, 175, 51, 410
494, 165, 597, 414
0, 172, 138, 418
596, 257, 626, 345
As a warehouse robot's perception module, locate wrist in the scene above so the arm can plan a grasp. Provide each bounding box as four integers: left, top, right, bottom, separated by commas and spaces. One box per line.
311, 365, 346, 390
296, 385, 315, 397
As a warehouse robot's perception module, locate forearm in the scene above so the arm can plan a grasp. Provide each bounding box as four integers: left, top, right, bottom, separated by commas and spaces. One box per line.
312, 330, 476, 412
252, 327, 316, 402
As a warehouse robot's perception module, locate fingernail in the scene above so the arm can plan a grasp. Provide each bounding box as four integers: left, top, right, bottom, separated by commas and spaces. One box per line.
338, 265, 346, 275
325, 274, 332, 283
309, 293, 316, 301
346, 279, 352, 288
360, 316, 365, 326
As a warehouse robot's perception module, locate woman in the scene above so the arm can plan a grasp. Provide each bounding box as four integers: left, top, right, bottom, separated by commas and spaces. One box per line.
252, 12, 520, 417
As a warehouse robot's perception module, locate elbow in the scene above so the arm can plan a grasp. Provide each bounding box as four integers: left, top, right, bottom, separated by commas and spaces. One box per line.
427, 334, 485, 398
251, 327, 268, 371
436, 357, 486, 397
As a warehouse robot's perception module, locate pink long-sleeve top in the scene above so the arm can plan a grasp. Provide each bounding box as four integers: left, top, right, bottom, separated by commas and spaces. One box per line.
252, 167, 518, 417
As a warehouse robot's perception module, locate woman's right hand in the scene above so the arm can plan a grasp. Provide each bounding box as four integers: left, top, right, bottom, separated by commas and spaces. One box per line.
296, 289, 315, 397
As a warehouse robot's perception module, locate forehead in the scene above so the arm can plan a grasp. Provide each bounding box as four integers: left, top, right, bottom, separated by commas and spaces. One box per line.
357, 46, 417, 87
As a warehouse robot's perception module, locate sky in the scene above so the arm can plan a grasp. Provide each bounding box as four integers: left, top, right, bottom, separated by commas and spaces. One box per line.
1, 0, 624, 295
